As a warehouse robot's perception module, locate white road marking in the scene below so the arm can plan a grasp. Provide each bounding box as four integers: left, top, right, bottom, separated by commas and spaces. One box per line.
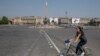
49, 44, 52, 45
42, 30, 61, 54
60, 54, 64, 56
40, 30, 51, 42
50, 45, 53, 48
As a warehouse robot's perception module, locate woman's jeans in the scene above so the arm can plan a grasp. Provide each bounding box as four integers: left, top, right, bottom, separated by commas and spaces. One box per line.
76, 40, 87, 55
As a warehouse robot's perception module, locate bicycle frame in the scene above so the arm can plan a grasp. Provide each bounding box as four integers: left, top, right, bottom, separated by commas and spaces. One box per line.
65, 43, 76, 55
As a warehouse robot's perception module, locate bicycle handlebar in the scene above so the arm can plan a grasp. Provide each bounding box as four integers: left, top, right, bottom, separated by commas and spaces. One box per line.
64, 39, 73, 43
64, 39, 75, 47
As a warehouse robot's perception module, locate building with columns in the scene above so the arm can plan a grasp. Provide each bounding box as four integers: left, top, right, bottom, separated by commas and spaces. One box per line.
12, 16, 44, 25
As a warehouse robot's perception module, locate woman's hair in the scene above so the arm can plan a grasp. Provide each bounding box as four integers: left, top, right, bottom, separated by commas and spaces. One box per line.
77, 26, 84, 35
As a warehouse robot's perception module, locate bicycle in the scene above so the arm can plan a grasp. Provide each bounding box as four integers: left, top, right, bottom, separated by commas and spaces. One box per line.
58, 39, 93, 56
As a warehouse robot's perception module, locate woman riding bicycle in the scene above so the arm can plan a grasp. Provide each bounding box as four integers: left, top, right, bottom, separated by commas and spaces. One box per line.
74, 26, 87, 55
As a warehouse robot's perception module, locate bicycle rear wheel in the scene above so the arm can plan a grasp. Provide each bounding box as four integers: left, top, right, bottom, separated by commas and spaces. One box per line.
84, 47, 93, 56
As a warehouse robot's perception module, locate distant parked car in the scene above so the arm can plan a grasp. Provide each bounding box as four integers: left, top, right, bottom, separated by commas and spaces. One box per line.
82, 26, 88, 30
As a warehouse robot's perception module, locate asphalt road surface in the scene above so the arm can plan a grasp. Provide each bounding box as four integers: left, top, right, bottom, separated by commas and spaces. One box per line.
0, 25, 100, 56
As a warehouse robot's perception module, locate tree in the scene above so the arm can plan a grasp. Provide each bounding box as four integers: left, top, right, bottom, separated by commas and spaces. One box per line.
2, 16, 9, 24
47, 19, 50, 24
0, 20, 3, 24
43, 17, 48, 24
88, 19, 96, 26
